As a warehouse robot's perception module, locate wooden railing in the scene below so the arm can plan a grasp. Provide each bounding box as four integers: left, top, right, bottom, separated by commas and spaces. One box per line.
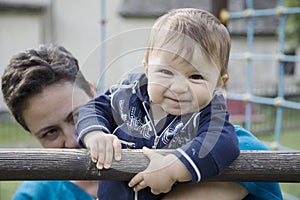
0, 148, 299, 182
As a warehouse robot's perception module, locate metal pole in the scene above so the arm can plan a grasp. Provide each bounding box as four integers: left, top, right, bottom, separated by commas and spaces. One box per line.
98, 0, 107, 93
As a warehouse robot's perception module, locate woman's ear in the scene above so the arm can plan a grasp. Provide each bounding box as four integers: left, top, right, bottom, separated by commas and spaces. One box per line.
221, 74, 229, 85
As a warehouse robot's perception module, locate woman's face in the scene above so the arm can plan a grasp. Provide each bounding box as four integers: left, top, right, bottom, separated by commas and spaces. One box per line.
22, 81, 93, 148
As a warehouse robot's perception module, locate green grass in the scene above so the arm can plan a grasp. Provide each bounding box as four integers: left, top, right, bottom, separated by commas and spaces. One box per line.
0, 122, 299, 199
254, 130, 300, 199
281, 183, 300, 199
254, 129, 300, 150
0, 122, 40, 199
0, 181, 22, 200
0, 121, 40, 147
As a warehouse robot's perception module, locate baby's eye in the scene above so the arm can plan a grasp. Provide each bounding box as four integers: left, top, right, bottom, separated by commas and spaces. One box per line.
160, 69, 173, 75
189, 74, 203, 80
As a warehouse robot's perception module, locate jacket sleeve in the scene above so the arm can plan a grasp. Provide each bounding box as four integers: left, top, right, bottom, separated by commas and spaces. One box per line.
76, 89, 117, 147
172, 92, 240, 183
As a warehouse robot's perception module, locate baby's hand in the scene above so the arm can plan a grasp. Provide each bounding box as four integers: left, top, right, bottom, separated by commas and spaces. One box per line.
83, 131, 121, 169
129, 147, 191, 195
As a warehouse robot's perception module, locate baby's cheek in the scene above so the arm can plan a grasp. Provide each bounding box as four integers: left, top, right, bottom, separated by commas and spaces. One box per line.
148, 86, 159, 102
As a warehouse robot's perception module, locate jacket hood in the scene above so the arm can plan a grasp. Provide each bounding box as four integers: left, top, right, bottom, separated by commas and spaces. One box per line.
120, 72, 150, 103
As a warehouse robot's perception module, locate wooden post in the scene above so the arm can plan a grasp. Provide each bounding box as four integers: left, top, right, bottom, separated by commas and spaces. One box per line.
0, 148, 300, 182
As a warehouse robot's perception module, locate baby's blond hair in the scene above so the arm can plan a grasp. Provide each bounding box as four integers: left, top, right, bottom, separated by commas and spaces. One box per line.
144, 8, 231, 80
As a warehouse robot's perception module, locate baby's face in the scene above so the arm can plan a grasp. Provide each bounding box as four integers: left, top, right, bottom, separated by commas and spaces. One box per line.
146, 51, 220, 116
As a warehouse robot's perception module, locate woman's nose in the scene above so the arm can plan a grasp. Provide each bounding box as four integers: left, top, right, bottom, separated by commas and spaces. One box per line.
63, 126, 79, 148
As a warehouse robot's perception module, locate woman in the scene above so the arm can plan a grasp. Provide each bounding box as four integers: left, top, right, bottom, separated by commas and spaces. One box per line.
1, 45, 98, 200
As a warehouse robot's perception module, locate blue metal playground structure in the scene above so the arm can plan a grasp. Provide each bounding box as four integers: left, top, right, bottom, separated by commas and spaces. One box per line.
224, 0, 300, 145
221, 1, 300, 199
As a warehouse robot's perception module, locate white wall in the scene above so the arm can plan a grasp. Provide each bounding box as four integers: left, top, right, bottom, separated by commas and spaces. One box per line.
0, 10, 42, 110
1, 0, 299, 111
50, 0, 101, 87
228, 36, 279, 94
50, 0, 155, 91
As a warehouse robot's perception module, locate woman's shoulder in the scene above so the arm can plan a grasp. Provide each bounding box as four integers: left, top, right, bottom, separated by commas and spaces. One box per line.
12, 180, 94, 200
234, 125, 269, 150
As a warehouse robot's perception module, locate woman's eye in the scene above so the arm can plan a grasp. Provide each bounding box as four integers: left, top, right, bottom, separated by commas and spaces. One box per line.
160, 69, 173, 75
189, 74, 203, 80
42, 129, 57, 139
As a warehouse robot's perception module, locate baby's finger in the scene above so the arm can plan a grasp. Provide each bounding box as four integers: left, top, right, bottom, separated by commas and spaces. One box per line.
113, 139, 122, 161
96, 142, 106, 170
133, 180, 147, 192
89, 142, 98, 163
103, 140, 114, 169
128, 173, 143, 188
151, 188, 163, 195
96, 160, 104, 170
142, 146, 157, 160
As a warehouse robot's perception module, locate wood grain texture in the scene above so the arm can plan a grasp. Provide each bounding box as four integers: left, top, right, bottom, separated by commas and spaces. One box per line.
0, 148, 299, 182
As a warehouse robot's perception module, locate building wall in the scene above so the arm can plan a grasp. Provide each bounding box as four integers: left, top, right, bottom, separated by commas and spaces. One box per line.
51, 0, 101, 85
0, 8, 43, 110
228, 36, 279, 94
0, 0, 299, 111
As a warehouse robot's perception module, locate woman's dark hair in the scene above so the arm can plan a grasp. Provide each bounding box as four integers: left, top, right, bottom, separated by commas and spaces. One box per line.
1, 44, 93, 130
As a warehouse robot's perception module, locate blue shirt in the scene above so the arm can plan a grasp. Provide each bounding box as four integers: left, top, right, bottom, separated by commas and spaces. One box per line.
12, 181, 94, 200
236, 125, 283, 200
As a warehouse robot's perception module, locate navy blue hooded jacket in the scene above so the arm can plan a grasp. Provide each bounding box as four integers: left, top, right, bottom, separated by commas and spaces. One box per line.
77, 73, 239, 199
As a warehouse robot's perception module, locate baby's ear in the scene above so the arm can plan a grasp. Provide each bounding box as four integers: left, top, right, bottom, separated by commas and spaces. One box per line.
221, 74, 229, 84
89, 83, 97, 97
143, 60, 149, 76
